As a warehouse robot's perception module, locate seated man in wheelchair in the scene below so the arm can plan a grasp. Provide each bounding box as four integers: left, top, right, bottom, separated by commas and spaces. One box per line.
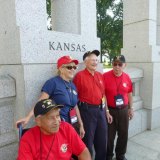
17, 99, 91, 160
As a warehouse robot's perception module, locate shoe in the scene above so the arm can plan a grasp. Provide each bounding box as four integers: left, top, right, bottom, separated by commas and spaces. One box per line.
107, 157, 113, 160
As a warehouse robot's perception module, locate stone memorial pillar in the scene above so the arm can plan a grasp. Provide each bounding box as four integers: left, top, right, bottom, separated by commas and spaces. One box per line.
123, 0, 160, 129
52, 0, 97, 36
0, 0, 100, 158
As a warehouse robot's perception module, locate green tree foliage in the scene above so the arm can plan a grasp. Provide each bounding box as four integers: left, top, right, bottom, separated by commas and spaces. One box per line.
46, 0, 52, 30
97, 0, 123, 64
46, 0, 51, 17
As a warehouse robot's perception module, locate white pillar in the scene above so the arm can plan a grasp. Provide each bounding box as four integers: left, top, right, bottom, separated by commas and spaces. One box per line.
157, 0, 160, 45
51, 0, 97, 37
123, 0, 160, 129
51, 0, 81, 34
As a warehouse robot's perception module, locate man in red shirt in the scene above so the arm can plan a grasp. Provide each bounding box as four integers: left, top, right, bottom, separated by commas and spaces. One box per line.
73, 50, 112, 160
103, 55, 134, 160
17, 99, 91, 160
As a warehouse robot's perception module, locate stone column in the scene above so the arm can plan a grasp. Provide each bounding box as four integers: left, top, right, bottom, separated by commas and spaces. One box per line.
51, 0, 98, 40
157, 0, 160, 45
51, 0, 81, 34
123, 0, 160, 129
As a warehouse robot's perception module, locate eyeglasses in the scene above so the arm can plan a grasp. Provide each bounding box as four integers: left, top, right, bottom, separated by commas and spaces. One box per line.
113, 63, 123, 67
64, 66, 77, 70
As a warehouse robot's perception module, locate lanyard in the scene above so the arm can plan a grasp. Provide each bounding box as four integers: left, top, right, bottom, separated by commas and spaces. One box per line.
114, 74, 123, 94
63, 80, 74, 107
40, 131, 55, 160
93, 73, 104, 97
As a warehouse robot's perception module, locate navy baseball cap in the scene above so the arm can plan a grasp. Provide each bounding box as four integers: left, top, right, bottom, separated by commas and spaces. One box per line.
34, 99, 64, 117
83, 50, 100, 61
113, 55, 126, 63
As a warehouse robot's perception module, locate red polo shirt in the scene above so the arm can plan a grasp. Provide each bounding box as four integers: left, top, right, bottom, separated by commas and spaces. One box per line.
103, 70, 132, 108
73, 69, 104, 105
17, 122, 86, 160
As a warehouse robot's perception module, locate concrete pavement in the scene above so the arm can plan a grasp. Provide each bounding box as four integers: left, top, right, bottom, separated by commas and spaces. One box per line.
93, 127, 160, 160
125, 127, 160, 160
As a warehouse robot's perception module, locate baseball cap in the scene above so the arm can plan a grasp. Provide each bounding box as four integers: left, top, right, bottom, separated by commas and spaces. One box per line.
34, 99, 64, 117
83, 50, 100, 61
113, 55, 126, 63
57, 56, 79, 68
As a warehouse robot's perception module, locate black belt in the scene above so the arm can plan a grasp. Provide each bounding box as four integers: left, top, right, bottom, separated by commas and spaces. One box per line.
108, 105, 128, 110
79, 101, 102, 109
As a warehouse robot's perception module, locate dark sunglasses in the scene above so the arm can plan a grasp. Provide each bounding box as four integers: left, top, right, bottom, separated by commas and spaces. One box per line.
113, 63, 123, 67
64, 66, 77, 70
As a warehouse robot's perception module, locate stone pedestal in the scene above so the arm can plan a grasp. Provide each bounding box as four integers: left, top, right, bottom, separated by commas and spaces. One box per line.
123, 0, 160, 129
0, 75, 17, 159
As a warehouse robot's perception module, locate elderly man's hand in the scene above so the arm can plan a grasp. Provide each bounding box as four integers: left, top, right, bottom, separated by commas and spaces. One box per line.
79, 125, 85, 139
128, 108, 134, 120
106, 111, 113, 124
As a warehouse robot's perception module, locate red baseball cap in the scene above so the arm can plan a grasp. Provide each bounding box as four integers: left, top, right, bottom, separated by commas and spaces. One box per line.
57, 56, 79, 68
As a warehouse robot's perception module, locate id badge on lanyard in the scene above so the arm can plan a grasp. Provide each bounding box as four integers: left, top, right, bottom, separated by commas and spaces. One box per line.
114, 75, 124, 108
69, 108, 78, 124
114, 94, 124, 107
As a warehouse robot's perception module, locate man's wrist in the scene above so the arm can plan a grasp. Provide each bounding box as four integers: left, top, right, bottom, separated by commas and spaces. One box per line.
128, 106, 133, 109
79, 122, 83, 127
106, 109, 110, 113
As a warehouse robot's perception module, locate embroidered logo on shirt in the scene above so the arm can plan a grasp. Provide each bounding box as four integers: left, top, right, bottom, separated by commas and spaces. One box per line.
123, 83, 127, 88
60, 144, 68, 153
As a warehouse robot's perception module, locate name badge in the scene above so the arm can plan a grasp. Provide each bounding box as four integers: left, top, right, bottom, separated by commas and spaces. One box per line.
69, 108, 78, 124
114, 94, 124, 107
